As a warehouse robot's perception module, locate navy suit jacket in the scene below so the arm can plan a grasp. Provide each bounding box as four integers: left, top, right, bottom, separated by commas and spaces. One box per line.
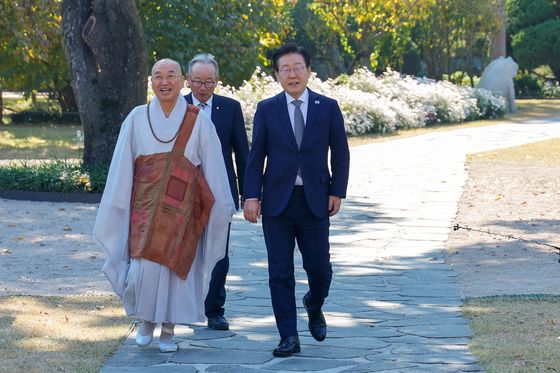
244, 89, 350, 218
185, 93, 249, 210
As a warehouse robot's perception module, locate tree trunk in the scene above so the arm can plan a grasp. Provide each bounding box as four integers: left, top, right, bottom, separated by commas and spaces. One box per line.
0, 87, 3, 124
56, 85, 78, 113
61, 0, 147, 167
491, 0, 507, 59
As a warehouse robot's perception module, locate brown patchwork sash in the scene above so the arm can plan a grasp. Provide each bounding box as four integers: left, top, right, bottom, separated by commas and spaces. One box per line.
128, 104, 215, 279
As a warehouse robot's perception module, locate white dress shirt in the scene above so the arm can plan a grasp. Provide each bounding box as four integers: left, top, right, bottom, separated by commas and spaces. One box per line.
192, 95, 214, 114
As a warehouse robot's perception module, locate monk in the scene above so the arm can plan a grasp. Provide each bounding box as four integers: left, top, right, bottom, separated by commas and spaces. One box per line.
93, 58, 234, 353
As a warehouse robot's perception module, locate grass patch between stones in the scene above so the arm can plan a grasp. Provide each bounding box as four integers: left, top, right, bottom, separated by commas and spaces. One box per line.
0, 295, 132, 373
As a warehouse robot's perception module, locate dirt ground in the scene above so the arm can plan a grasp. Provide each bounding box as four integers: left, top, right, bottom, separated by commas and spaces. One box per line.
1, 160, 560, 298
445, 160, 560, 298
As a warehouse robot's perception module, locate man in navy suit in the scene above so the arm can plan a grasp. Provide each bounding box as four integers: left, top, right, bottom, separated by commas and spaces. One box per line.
185, 53, 249, 331
244, 43, 350, 357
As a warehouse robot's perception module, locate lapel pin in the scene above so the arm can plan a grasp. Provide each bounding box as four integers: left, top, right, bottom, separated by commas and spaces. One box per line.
216, 106, 220, 110
314, 100, 320, 104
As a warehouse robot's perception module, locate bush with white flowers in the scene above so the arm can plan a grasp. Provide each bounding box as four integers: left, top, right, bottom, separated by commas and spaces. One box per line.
218, 67, 507, 137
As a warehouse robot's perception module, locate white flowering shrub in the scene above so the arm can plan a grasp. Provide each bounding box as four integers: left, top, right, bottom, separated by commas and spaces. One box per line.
472, 88, 506, 119
217, 67, 507, 136
543, 81, 560, 98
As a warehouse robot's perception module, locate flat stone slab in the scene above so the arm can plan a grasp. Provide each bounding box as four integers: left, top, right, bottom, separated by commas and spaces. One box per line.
206, 366, 266, 373
171, 348, 273, 365
101, 366, 197, 373
264, 357, 356, 371
397, 323, 472, 338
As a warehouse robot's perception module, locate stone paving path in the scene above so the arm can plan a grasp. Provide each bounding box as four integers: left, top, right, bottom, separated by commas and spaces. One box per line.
101, 118, 560, 373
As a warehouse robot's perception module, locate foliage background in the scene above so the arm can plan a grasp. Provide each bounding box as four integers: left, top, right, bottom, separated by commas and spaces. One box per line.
2, 0, 558, 106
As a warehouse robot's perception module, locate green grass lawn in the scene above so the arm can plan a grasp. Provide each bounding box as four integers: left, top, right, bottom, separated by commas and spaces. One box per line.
0, 124, 82, 160
464, 296, 560, 371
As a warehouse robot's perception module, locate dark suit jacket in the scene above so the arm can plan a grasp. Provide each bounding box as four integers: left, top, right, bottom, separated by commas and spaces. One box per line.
244, 89, 350, 218
185, 93, 249, 210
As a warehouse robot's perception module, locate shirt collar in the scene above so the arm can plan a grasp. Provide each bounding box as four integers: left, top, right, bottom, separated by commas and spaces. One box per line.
285, 89, 309, 105
192, 94, 213, 108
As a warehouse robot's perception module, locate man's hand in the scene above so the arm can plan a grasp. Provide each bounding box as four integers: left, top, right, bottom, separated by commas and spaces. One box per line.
328, 196, 341, 216
243, 199, 261, 223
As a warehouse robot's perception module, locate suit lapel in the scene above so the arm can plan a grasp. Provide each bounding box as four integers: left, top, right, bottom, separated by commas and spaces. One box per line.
304, 89, 320, 144
211, 94, 221, 123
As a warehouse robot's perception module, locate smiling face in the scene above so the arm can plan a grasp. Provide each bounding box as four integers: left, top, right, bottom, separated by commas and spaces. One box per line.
150, 59, 184, 105
275, 53, 311, 100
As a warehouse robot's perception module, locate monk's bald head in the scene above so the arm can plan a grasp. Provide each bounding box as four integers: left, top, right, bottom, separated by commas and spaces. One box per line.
151, 58, 183, 76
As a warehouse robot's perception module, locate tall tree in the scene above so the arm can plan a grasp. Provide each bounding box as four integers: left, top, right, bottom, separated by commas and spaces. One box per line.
0, 0, 76, 111
491, 0, 507, 59
309, 0, 425, 73
416, 0, 498, 80
290, 0, 350, 79
61, 0, 147, 166
138, 0, 291, 87
507, 0, 560, 80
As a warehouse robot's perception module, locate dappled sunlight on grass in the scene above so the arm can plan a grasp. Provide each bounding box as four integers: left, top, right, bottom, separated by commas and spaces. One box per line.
463, 296, 560, 371
0, 295, 132, 372
468, 138, 560, 164
0, 124, 82, 159
0, 133, 49, 148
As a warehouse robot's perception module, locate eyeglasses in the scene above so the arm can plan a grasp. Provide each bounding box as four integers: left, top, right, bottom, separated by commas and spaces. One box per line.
278, 66, 307, 75
190, 80, 216, 88
152, 75, 182, 82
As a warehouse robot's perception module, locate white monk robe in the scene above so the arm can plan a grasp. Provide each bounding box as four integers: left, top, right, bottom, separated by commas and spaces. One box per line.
93, 97, 235, 324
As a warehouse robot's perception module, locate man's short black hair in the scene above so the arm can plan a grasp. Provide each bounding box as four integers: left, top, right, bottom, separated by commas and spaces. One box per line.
272, 42, 311, 72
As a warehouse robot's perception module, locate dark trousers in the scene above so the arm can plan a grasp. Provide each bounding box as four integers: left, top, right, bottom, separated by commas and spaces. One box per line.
262, 187, 332, 339
204, 224, 231, 318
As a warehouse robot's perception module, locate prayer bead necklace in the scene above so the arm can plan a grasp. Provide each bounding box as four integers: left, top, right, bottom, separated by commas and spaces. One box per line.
146, 100, 181, 144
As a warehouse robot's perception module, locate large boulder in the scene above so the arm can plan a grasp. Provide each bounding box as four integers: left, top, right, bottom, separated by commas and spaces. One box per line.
478, 56, 519, 113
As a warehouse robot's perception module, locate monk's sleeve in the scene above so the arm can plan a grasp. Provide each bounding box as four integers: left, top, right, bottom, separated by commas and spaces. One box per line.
93, 112, 135, 296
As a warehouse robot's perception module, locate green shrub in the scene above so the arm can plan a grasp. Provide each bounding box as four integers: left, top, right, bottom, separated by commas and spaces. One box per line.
514, 73, 544, 97
9, 110, 80, 124
0, 160, 108, 193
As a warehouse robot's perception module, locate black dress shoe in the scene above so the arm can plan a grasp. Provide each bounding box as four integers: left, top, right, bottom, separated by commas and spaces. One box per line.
303, 296, 327, 341
207, 315, 230, 330
273, 336, 301, 357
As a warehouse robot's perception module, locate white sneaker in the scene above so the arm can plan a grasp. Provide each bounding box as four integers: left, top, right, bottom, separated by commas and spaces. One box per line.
135, 321, 155, 347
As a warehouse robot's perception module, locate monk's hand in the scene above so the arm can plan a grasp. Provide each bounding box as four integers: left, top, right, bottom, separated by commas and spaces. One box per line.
328, 196, 341, 216
243, 199, 261, 223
